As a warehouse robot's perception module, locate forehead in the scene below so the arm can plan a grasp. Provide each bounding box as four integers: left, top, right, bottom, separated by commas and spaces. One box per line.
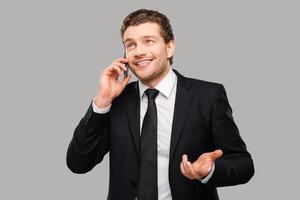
123, 22, 163, 42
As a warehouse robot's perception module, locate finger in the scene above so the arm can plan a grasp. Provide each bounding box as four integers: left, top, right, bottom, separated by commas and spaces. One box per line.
112, 62, 129, 72
112, 62, 128, 71
182, 154, 190, 171
113, 65, 124, 74
107, 65, 123, 77
120, 75, 131, 88
180, 162, 193, 179
113, 57, 128, 64
106, 65, 120, 73
186, 161, 199, 179
183, 160, 193, 176
180, 162, 187, 175
182, 154, 188, 163
103, 69, 117, 79
113, 57, 128, 67
210, 149, 223, 161
182, 155, 191, 175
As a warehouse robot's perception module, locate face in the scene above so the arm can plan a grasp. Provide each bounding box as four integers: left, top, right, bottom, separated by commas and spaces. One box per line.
123, 23, 175, 87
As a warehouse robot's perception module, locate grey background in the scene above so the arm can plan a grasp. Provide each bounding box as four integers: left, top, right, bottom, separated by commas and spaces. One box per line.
1, 0, 299, 199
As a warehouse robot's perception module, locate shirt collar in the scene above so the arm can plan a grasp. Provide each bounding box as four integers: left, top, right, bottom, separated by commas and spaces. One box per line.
138, 68, 177, 99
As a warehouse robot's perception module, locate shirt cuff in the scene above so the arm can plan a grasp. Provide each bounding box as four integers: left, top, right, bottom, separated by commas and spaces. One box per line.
199, 163, 215, 184
92, 99, 111, 113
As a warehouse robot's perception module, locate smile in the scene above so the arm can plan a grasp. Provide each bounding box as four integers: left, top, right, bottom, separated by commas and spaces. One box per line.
135, 59, 153, 68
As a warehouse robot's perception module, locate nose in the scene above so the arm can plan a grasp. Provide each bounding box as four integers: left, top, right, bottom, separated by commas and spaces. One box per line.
133, 44, 147, 58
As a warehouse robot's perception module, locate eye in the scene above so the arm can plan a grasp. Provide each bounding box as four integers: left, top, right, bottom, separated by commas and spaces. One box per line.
145, 39, 155, 45
125, 42, 136, 51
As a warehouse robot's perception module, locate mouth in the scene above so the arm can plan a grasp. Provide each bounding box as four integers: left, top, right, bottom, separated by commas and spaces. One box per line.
135, 59, 153, 68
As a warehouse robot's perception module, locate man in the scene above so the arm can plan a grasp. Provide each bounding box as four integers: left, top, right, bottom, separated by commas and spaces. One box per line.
67, 9, 254, 200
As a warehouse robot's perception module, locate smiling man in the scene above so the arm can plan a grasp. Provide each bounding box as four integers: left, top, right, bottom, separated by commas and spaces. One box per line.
67, 9, 254, 200
123, 22, 174, 88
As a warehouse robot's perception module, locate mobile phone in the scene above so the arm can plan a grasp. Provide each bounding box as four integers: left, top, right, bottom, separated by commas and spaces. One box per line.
123, 52, 129, 78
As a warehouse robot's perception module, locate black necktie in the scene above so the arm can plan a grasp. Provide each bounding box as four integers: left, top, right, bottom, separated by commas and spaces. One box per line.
138, 89, 159, 200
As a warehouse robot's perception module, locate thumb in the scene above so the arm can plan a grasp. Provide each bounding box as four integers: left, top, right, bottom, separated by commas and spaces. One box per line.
210, 149, 223, 161
120, 75, 131, 88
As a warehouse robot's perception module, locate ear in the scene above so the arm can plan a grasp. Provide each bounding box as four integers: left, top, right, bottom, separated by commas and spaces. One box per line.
166, 40, 175, 59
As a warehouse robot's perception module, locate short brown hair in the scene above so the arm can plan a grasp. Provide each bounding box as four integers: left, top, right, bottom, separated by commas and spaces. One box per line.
120, 9, 174, 65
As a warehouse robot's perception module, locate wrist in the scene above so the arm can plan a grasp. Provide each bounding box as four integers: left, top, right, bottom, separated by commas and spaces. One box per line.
94, 96, 112, 108
198, 163, 215, 183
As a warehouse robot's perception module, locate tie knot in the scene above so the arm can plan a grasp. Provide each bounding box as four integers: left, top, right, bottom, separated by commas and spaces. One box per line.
145, 89, 159, 100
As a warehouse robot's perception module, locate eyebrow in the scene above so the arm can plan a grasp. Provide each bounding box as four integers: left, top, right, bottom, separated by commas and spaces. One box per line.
123, 35, 157, 44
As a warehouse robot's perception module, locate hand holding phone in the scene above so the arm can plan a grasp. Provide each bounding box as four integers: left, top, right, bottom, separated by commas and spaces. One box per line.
123, 52, 129, 78
94, 57, 131, 108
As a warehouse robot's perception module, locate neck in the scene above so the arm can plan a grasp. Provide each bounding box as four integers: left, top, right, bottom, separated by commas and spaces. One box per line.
141, 66, 171, 88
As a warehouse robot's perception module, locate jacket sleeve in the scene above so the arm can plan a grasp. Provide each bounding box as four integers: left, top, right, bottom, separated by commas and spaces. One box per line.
66, 102, 109, 173
207, 84, 255, 187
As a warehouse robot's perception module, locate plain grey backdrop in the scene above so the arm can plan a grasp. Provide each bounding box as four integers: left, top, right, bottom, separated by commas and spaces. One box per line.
1, 0, 299, 199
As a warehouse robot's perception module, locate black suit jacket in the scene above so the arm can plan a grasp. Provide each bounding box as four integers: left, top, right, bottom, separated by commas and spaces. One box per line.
67, 70, 254, 200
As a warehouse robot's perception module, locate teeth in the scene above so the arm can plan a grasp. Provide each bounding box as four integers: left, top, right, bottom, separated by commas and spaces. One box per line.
137, 60, 151, 66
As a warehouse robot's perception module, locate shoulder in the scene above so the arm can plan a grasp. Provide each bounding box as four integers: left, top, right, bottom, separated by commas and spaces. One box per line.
187, 77, 222, 90
112, 81, 139, 103
174, 69, 224, 94
122, 81, 139, 94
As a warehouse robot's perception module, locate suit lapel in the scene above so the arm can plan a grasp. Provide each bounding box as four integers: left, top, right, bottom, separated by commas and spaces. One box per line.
125, 71, 192, 162
169, 71, 192, 164
126, 82, 141, 160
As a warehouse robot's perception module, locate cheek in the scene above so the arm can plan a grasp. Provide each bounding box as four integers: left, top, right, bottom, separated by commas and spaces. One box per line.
155, 48, 168, 61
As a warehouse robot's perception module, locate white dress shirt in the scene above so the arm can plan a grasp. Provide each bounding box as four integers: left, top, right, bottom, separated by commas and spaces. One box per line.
92, 68, 214, 200
138, 69, 177, 199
